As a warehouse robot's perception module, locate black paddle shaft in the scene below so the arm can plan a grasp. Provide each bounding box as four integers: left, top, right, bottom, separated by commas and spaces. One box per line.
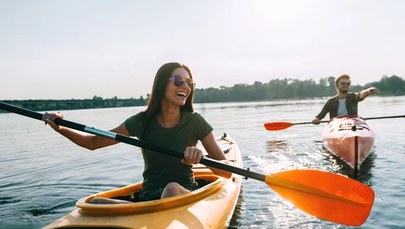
0, 102, 266, 181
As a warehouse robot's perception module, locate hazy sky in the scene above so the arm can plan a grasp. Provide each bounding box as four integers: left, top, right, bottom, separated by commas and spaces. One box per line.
1, 0, 404, 100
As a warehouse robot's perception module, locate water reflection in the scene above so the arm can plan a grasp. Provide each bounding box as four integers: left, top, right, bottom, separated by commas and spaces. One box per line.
321, 146, 376, 185
266, 140, 290, 153
228, 186, 245, 228
341, 151, 376, 184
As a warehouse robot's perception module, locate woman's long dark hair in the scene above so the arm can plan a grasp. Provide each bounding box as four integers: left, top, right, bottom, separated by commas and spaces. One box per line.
141, 62, 194, 138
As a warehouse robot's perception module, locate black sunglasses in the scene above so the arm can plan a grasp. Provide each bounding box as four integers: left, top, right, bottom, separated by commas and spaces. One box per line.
339, 81, 351, 86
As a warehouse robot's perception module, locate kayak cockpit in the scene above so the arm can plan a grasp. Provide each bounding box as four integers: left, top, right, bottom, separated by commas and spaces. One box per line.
77, 173, 225, 215
44, 134, 243, 229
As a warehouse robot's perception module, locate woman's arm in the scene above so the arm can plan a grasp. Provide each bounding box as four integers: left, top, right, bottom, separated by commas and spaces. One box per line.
42, 112, 130, 150
201, 132, 232, 178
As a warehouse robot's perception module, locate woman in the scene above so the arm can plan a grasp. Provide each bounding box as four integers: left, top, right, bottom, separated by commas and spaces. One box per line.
43, 62, 231, 203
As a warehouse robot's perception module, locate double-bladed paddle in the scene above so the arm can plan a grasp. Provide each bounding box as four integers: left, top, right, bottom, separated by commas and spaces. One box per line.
0, 102, 374, 226
264, 115, 405, 131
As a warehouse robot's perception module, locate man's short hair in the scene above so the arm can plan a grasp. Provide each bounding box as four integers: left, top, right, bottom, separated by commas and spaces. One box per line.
335, 74, 351, 87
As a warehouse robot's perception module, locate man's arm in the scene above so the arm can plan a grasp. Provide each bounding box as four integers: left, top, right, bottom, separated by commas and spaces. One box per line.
312, 98, 333, 125
359, 87, 377, 100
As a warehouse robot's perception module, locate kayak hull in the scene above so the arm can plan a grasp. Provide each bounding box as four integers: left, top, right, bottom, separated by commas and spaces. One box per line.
322, 116, 375, 169
44, 134, 243, 229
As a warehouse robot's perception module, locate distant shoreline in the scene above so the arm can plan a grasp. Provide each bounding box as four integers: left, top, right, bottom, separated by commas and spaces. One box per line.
1, 94, 401, 113
2, 75, 404, 112
0, 98, 147, 112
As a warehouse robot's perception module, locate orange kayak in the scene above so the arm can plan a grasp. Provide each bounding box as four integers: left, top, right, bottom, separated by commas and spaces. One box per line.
44, 134, 243, 229
322, 116, 375, 169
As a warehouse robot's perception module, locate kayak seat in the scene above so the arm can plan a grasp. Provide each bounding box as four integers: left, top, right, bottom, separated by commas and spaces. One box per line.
111, 177, 216, 203
113, 192, 140, 202
196, 178, 210, 188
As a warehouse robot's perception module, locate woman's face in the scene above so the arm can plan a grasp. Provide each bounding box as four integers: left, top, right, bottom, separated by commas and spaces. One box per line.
163, 67, 193, 107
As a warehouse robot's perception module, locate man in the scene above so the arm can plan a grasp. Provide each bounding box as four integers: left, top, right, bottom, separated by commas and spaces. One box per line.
312, 74, 377, 124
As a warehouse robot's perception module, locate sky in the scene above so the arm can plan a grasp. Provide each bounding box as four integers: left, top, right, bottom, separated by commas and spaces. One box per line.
1, 0, 404, 100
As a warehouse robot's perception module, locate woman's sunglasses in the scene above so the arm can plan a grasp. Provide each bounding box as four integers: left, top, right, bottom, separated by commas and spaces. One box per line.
169, 75, 195, 90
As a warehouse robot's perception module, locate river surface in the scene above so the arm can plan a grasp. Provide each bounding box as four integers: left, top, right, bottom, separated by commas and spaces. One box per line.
1, 96, 404, 228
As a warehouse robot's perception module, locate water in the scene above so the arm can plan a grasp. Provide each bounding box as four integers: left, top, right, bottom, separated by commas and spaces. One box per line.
1, 96, 404, 229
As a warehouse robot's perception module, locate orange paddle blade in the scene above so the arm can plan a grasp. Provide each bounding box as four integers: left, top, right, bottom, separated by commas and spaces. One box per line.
265, 170, 374, 226
264, 122, 294, 131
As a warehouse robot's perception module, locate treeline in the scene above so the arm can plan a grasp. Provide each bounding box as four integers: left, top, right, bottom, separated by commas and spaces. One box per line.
1, 75, 404, 112
194, 75, 404, 102
1, 96, 147, 112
